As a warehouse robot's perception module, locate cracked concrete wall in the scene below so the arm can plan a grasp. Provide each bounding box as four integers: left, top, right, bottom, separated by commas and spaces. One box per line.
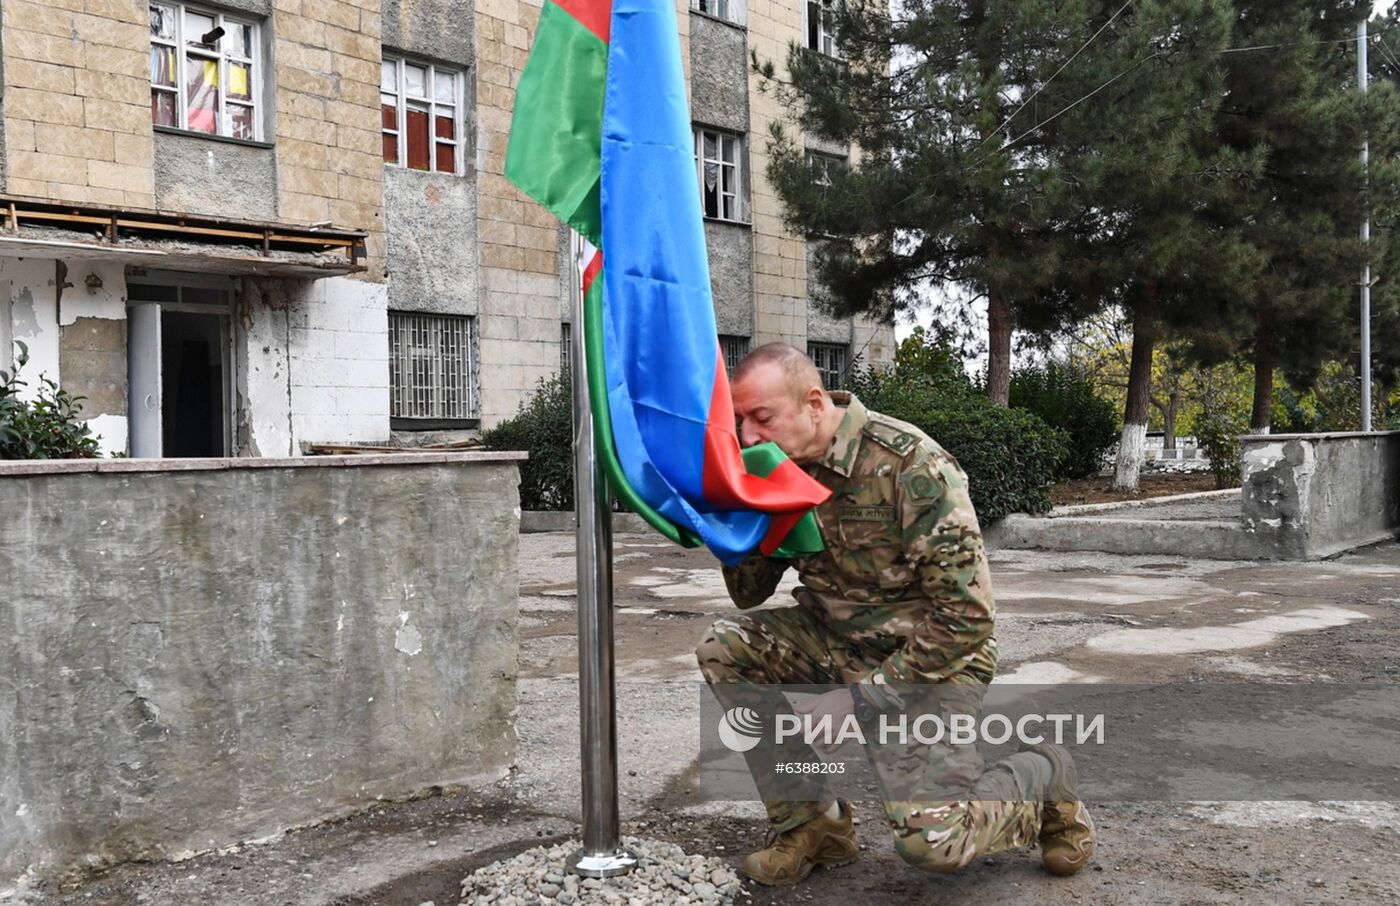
706, 221, 752, 337
0, 457, 521, 888
688, 13, 747, 134
1242, 432, 1400, 558
382, 0, 474, 66
0, 256, 129, 455
153, 132, 277, 222
384, 167, 478, 316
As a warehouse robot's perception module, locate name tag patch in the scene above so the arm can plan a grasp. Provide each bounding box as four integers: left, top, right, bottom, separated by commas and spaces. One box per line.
839, 505, 895, 523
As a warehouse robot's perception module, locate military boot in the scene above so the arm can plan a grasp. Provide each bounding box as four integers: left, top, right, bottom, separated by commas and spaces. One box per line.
740, 802, 859, 886
1027, 743, 1096, 876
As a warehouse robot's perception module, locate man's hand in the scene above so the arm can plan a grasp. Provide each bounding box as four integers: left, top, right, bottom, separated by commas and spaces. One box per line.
793, 688, 856, 754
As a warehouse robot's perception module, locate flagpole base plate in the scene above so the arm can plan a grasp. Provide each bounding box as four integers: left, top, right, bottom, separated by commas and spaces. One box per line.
569, 848, 637, 878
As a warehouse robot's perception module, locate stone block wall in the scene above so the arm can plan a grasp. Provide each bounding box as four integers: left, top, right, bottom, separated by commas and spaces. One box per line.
1, 0, 155, 207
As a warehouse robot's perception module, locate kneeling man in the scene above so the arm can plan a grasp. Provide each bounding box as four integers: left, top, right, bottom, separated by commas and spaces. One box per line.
696, 343, 1095, 886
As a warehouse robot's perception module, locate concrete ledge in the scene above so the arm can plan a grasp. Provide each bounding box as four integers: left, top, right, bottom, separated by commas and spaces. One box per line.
521, 510, 652, 534
0, 451, 528, 477
987, 515, 1272, 560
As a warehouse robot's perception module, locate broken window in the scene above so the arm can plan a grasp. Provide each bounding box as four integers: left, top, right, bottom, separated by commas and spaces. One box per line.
382, 56, 466, 175
805, 0, 840, 57
692, 0, 745, 26
149, 3, 260, 140
389, 312, 479, 425
692, 126, 745, 223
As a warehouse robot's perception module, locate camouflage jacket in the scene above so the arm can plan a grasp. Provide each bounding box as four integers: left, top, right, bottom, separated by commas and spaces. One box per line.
722, 392, 998, 684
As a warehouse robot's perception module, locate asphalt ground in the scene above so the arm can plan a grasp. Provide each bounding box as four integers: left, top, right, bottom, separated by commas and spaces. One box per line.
20, 535, 1400, 906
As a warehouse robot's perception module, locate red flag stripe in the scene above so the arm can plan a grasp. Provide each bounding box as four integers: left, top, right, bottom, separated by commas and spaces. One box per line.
553, 0, 611, 43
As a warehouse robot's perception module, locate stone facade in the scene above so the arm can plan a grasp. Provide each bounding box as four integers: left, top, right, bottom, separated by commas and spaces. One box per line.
0, 0, 892, 457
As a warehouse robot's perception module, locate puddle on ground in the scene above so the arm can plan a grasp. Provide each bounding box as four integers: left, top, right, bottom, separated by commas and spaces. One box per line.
997, 574, 1208, 608
993, 661, 1105, 684
1087, 606, 1369, 656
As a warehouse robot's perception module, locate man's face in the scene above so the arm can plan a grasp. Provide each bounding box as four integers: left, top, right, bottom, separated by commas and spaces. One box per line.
732, 361, 822, 462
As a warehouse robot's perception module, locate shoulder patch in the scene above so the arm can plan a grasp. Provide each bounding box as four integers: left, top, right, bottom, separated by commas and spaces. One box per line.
898, 458, 951, 504
862, 419, 919, 456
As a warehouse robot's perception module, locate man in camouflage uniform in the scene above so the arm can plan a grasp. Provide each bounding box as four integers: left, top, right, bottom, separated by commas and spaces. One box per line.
695, 343, 1095, 886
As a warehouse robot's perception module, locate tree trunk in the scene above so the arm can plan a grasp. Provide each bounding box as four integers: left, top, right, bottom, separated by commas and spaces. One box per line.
986, 290, 1012, 406
1164, 390, 1179, 450
1249, 306, 1274, 435
1113, 292, 1158, 491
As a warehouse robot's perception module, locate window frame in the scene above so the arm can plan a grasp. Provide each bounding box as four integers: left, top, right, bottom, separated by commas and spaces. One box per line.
718, 334, 750, 375
693, 125, 747, 224
381, 54, 468, 176
808, 342, 850, 391
388, 311, 480, 428
804, 0, 841, 58
690, 0, 746, 27
149, 2, 262, 141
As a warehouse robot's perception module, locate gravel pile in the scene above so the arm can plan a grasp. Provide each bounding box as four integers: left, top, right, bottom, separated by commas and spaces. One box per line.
458, 836, 749, 905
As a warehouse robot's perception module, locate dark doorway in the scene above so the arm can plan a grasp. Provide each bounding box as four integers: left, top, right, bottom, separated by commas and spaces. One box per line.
160, 310, 226, 457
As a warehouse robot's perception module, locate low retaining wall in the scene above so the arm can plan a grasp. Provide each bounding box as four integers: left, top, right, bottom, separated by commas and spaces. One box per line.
0, 453, 525, 892
1242, 431, 1400, 559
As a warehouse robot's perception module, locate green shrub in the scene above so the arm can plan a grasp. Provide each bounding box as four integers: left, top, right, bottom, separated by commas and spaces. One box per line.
0, 342, 101, 460
1194, 408, 1244, 489
1009, 363, 1118, 480
480, 371, 574, 510
848, 367, 1068, 520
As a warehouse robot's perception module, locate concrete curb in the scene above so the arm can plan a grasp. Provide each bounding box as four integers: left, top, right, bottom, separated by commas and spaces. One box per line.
520, 511, 652, 534
986, 515, 1272, 560
1043, 488, 1240, 518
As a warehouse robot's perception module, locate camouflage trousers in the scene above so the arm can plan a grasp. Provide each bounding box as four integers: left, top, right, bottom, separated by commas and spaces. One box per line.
695, 604, 1050, 875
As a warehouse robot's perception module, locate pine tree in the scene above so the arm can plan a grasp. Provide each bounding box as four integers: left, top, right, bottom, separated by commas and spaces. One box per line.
1207, 0, 1377, 435
758, 0, 1103, 405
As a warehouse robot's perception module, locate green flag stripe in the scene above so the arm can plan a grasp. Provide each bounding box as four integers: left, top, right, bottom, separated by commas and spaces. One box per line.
504, 1, 606, 247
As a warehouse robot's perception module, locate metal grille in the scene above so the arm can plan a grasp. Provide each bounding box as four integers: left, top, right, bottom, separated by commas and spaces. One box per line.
561, 322, 572, 375
389, 312, 478, 420
719, 334, 750, 374
808, 342, 849, 391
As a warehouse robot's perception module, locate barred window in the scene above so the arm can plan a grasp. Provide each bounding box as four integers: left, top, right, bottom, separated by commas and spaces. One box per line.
389, 312, 478, 423
561, 322, 572, 375
808, 342, 849, 391
693, 127, 746, 223
719, 334, 750, 375
149, 3, 261, 140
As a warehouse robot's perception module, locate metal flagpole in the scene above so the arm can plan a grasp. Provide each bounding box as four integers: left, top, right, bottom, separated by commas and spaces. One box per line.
1359, 17, 1373, 432
567, 229, 636, 878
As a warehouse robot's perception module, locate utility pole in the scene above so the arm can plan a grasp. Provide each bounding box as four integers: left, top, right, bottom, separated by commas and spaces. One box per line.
1359, 17, 1374, 432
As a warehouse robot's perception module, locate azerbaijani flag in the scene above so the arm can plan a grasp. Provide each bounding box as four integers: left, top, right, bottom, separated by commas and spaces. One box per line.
504, 0, 830, 564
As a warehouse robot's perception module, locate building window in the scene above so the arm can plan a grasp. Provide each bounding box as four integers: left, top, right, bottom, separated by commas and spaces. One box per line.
692, 0, 745, 25
805, 0, 839, 57
719, 334, 749, 375
382, 56, 466, 174
560, 322, 572, 375
693, 127, 745, 223
807, 150, 848, 191
808, 342, 849, 391
149, 3, 261, 139
389, 312, 478, 424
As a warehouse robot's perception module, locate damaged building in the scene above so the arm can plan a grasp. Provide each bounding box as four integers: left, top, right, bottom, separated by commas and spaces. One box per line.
0, 0, 893, 457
